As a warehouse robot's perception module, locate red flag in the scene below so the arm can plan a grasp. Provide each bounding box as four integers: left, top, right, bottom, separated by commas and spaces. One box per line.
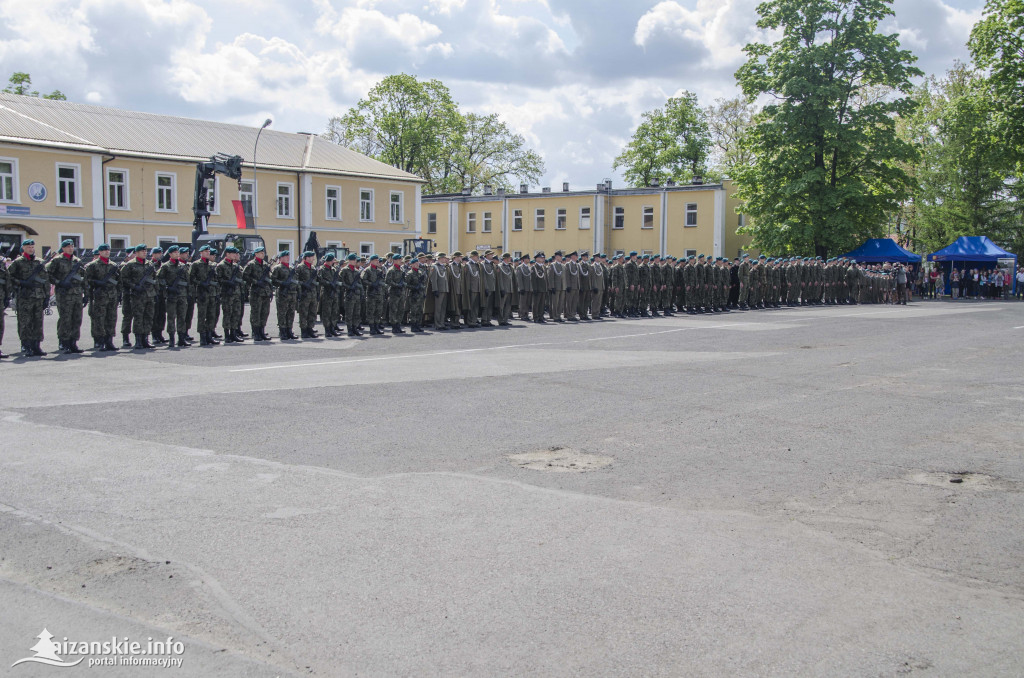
231, 200, 247, 229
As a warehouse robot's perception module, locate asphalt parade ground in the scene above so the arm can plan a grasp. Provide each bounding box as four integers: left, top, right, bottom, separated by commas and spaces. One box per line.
1, 300, 1022, 676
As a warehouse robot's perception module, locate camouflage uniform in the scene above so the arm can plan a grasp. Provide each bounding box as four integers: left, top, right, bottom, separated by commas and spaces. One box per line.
242, 255, 274, 340
271, 260, 299, 339
317, 262, 341, 335
405, 264, 428, 331
157, 258, 189, 346
384, 263, 406, 332
189, 253, 221, 344
7, 252, 50, 353
361, 261, 386, 333
340, 261, 364, 335
45, 251, 86, 351
295, 260, 319, 337
120, 255, 158, 347
0, 261, 10, 355
83, 253, 119, 349
217, 257, 244, 340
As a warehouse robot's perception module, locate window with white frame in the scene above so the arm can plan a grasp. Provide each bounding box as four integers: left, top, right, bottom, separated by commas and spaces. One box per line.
427, 212, 437, 234
158, 237, 176, 249
685, 249, 697, 258
58, 234, 82, 248
359, 189, 374, 221
390, 242, 402, 255
0, 158, 19, 202
482, 211, 492, 233
109, 236, 129, 251
556, 208, 567, 230
239, 180, 257, 217
106, 168, 128, 209
642, 206, 654, 229
277, 240, 293, 254
685, 202, 698, 227
513, 250, 522, 260
325, 186, 341, 220
155, 172, 175, 212
57, 164, 81, 206
467, 212, 477, 233
738, 213, 746, 228
613, 206, 625, 229
534, 208, 545, 230
360, 242, 374, 256
512, 209, 523, 231
389, 191, 403, 223
205, 176, 218, 214
579, 206, 591, 229
613, 249, 625, 257
276, 183, 293, 219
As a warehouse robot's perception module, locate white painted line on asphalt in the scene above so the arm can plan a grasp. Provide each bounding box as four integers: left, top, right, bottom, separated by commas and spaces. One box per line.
1013, 326, 1024, 330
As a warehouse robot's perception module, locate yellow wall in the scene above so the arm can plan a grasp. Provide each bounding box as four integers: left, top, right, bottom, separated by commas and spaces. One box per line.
606, 194, 662, 255
0, 142, 420, 254
665, 191, 716, 256
723, 179, 756, 258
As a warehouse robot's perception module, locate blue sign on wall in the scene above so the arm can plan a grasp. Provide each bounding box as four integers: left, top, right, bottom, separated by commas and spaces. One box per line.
0, 205, 30, 216
27, 182, 46, 202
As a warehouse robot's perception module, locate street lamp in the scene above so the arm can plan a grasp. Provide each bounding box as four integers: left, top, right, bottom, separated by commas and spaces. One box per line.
251, 118, 272, 236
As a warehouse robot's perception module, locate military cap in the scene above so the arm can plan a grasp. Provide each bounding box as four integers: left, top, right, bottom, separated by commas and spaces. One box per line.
759, 254, 766, 259
484, 249, 495, 256
346, 253, 357, 260
224, 246, 238, 254
324, 252, 336, 261
566, 250, 577, 257
150, 246, 163, 254
253, 246, 265, 254
369, 254, 379, 260
60, 238, 75, 248
135, 244, 148, 252
198, 245, 210, 252
450, 250, 463, 257
469, 250, 480, 257
553, 250, 563, 257
94, 243, 110, 253
580, 251, 589, 257
303, 250, 315, 258
279, 250, 290, 257
435, 252, 447, 258
629, 251, 638, 257
501, 252, 511, 259
403, 255, 412, 261
697, 253, 705, 258
416, 252, 428, 258
166, 245, 179, 253
21, 239, 34, 246
535, 251, 545, 257
178, 247, 190, 254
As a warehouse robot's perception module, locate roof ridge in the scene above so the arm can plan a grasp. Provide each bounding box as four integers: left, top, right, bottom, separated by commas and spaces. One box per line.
0, 101, 97, 147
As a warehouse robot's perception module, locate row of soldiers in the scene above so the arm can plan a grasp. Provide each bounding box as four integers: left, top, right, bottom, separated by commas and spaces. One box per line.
0, 239, 905, 358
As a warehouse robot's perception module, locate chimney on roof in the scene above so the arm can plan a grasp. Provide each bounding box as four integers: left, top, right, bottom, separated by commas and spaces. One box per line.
604, 179, 612, 190
597, 183, 605, 192
562, 182, 570, 192
483, 185, 492, 195
691, 176, 704, 185
650, 180, 660, 188
496, 187, 505, 195
462, 187, 471, 195
520, 183, 529, 194
666, 179, 676, 187
542, 187, 551, 193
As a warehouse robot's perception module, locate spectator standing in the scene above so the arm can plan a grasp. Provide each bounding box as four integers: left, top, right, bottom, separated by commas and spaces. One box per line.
951, 268, 960, 299
1015, 268, 1024, 300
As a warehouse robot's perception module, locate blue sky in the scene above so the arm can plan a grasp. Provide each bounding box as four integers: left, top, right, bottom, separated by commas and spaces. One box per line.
0, 0, 985, 186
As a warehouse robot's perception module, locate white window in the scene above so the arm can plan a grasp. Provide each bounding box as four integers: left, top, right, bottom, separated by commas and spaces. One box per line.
276, 183, 293, 219
556, 208, 567, 230
738, 213, 746, 228
513, 250, 522, 260
579, 206, 591, 230
427, 212, 437, 234
325, 186, 341, 220
613, 206, 625, 229
57, 163, 81, 206
108, 236, 129, 251
685, 249, 697, 258
325, 240, 343, 248
467, 212, 477, 233
534, 208, 545, 230
642, 206, 654, 229
106, 168, 128, 210
205, 176, 219, 215
0, 157, 19, 202
58, 233, 82, 248
359, 188, 374, 221
482, 211, 492, 233
155, 172, 175, 212
277, 239, 294, 254
613, 249, 625, 257
239, 180, 257, 218
360, 242, 374, 256
389, 191, 403, 223
512, 209, 523, 231
158, 236, 176, 249
390, 242, 402, 255
685, 202, 698, 227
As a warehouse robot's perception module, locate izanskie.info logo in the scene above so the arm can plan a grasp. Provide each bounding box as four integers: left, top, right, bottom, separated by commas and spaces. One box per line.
12, 629, 185, 669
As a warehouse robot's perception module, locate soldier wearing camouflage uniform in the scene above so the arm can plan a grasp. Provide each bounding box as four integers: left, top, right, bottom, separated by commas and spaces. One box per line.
82, 243, 119, 351
384, 256, 407, 334
242, 247, 273, 342
495, 252, 515, 325
357, 254, 383, 335
217, 247, 245, 343
405, 254, 428, 332
317, 253, 341, 337
190, 246, 221, 345
339, 253, 364, 336
270, 251, 299, 340
148, 247, 168, 344
45, 238, 86, 353
7, 240, 50, 356
120, 245, 158, 350
0, 250, 11, 358
296, 251, 319, 338
623, 252, 639, 316
156, 246, 190, 348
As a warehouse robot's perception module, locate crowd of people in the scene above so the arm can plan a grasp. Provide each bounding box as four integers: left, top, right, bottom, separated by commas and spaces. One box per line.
0, 237, 1013, 359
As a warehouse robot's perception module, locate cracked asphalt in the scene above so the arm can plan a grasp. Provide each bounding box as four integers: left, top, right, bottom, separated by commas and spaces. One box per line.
1, 299, 1022, 676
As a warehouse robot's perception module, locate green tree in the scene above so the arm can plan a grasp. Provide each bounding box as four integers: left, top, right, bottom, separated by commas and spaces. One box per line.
969, 0, 1024, 168
324, 74, 544, 194
705, 97, 758, 177
734, 0, 922, 257
613, 92, 712, 187
3, 72, 66, 100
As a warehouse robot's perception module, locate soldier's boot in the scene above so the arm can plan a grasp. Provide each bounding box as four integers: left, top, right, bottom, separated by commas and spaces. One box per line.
185, 332, 196, 342
279, 327, 290, 340
69, 341, 84, 354
122, 332, 132, 348
347, 328, 359, 337
222, 330, 236, 343
177, 333, 190, 348
198, 332, 209, 346
0, 349, 6, 358
207, 331, 220, 344
412, 324, 425, 333
34, 342, 48, 356
233, 329, 246, 342
324, 326, 337, 337
299, 327, 311, 338
133, 334, 148, 350
104, 336, 117, 351
393, 324, 405, 334
93, 338, 105, 350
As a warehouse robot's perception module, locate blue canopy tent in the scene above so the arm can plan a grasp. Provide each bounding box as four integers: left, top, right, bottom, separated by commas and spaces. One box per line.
840, 238, 922, 263
927, 236, 1017, 295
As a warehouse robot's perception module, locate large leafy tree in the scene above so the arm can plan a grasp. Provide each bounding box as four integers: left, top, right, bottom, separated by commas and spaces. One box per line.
324, 74, 544, 194
969, 0, 1024, 168
613, 92, 712, 187
734, 0, 922, 257
705, 97, 758, 178
3, 72, 65, 100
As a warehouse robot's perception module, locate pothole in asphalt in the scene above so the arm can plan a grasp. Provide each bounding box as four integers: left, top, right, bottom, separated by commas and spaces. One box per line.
907, 471, 1020, 491
508, 446, 614, 473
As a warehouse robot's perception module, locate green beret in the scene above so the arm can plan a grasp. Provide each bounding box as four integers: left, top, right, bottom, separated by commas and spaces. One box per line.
94, 243, 110, 253
178, 247, 190, 254
198, 245, 210, 252
253, 246, 266, 254
303, 250, 315, 258
347, 253, 357, 260
279, 250, 290, 257
136, 244, 148, 251
60, 239, 74, 248
324, 253, 336, 261
224, 246, 239, 254
166, 245, 179, 253
150, 247, 163, 254
369, 254, 379, 260
21, 239, 34, 246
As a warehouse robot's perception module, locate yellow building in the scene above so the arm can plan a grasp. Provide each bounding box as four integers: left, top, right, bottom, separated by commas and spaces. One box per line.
421, 179, 753, 260
0, 93, 422, 255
